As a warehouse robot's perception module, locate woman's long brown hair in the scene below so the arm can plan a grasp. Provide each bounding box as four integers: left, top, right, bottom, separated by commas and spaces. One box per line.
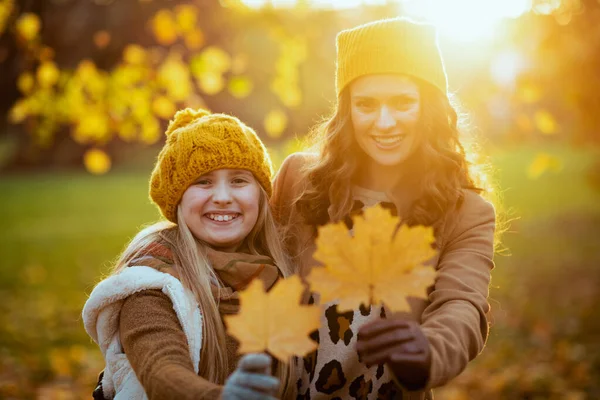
294, 79, 499, 234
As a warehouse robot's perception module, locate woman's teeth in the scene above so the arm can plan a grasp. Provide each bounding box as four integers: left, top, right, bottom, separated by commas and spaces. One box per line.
372, 135, 405, 145
207, 214, 238, 222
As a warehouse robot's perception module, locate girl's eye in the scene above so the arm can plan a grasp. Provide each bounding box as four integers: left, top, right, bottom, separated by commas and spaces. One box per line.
195, 179, 211, 185
232, 178, 247, 184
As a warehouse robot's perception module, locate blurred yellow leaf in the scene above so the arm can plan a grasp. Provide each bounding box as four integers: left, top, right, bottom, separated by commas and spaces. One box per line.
84, 149, 111, 175
184, 29, 205, 50
158, 54, 192, 102
198, 72, 225, 95
75, 112, 110, 143
527, 153, 563, 179
518, 84, 542, 104
76, 60, 99, 83
307, 204, 437, 312
37, 61, 60, 88
0, 0, 15, 36
152, 95, 176, 119
228, 76, 253, 99
534, 110, 558, 135
16, 13, 40, 41
279, 87, 301, 108
224, 275, 320, 362
17, 72, 35, 94
123, 44, 147, 65
264, 109, 288, 139
191, 46, 231, 76
141, 117, 161, 144
9, 99, 30, 123
151, 9, 178, 45
175, 4, 197, 33
118, 120, 138, 142
93, 30, 111, 49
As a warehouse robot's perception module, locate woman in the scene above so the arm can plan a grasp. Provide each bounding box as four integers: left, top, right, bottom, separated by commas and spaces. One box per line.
271, 18, 497, 399
83, 108, 295, 399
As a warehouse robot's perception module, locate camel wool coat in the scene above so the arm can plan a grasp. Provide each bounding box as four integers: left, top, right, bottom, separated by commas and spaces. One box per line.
270, 152, 496, 399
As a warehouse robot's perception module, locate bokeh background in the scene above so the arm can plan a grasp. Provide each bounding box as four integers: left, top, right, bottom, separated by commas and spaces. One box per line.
1, 0, 599, 398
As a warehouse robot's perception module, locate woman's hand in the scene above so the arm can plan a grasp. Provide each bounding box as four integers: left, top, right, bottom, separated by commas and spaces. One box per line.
356, 319, 431, 391
222, 353, 280, 400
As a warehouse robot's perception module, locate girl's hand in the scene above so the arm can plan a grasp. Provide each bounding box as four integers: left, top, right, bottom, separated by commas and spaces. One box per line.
222, 353, 280, 400
356, 319, 431, 391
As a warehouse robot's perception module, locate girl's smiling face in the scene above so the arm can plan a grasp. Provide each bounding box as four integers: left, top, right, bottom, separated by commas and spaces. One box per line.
180, 168, 261, 252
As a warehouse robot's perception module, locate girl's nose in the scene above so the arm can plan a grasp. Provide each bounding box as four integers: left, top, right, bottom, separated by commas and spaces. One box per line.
212, 181, 233, 204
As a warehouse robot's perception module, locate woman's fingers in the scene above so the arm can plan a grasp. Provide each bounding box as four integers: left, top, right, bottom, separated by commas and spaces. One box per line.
356, 327, 413, 354
357, 318, 412, 340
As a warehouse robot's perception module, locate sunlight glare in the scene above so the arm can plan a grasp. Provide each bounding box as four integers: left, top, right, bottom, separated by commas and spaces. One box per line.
403, 0, 532, 42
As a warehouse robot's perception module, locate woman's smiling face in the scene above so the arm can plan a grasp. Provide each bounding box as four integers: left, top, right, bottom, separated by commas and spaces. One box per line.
180, 168, 261, 252
350, 74, 421, 168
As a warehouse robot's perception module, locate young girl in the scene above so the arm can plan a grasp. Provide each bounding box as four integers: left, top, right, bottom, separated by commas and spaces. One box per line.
83, 108, 294, 399
271, 18, 497, 399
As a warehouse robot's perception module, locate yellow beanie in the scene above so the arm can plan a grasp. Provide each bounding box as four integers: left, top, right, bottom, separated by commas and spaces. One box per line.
149, 108, 273, 223
336, 17, 447, 97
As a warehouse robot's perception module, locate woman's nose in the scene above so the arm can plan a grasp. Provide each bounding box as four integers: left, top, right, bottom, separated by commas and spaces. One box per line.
375, 105, 396, 131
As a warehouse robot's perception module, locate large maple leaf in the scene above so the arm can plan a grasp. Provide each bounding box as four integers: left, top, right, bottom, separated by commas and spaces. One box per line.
307, 204, 437, 312
224, 275, 320, 363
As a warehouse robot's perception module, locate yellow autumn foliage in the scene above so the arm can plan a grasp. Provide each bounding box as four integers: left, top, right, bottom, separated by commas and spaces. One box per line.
16, 12, 40, 41
83, 148, 111, 175
264, 109, 288, 138
307, 204, 437, 312
225, 275, 320, 362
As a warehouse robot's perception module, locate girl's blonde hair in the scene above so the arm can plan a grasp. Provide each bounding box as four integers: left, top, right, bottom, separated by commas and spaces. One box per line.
112, 185, 295, 397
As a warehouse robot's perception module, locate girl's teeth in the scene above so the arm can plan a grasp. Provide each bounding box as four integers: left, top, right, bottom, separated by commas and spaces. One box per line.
208, 214, 237, 221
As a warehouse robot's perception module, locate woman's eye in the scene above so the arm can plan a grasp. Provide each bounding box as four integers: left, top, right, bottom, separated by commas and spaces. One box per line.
392, 98, 416, 111
355, 100, 376, 110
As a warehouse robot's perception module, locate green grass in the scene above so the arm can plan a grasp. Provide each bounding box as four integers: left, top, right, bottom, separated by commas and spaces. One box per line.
0, 143, 599, 398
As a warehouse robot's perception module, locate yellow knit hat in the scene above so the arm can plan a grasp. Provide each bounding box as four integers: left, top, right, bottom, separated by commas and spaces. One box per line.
149, 108, 273, 223
336, 17, 447, 97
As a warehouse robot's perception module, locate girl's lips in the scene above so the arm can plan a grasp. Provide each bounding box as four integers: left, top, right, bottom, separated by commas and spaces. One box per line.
203, 213, 241, 223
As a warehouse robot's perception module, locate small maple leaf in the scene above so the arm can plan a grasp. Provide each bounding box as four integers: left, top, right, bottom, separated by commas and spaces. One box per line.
224, 275, 320, 363
307, 204, 437, 312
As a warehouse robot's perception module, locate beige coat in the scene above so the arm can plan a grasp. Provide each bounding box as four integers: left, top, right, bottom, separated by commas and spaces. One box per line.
271, 152, 496, 397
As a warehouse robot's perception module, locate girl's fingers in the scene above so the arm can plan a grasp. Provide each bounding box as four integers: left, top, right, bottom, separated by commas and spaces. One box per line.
226, 385, 278, 400
238, 353, 272, 372
234, 372, 280, 393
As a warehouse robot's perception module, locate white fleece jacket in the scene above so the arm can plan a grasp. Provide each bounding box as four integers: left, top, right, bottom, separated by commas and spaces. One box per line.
82, 266, 203, 399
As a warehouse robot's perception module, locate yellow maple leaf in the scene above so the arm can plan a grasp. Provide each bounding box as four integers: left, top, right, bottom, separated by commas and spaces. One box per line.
307, 204, 437, 312
224, 275, 320, 363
